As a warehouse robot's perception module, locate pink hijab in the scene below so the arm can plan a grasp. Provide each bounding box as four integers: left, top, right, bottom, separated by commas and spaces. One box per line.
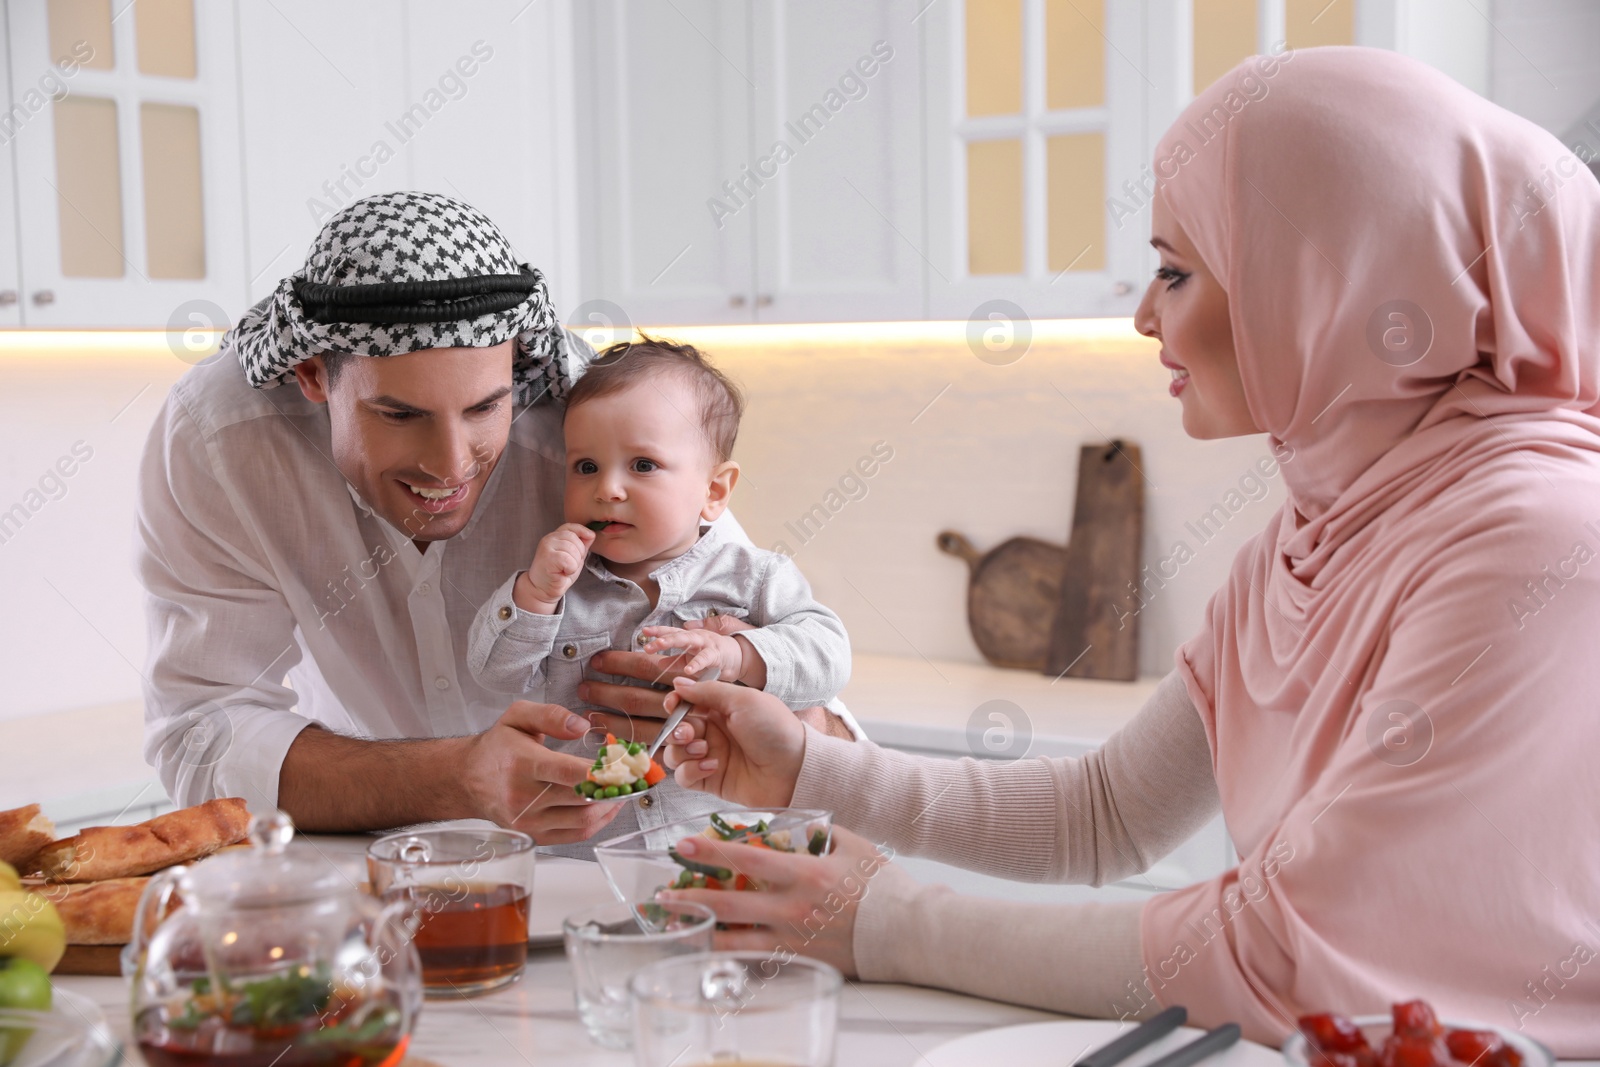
1140, 47, 1600, 1054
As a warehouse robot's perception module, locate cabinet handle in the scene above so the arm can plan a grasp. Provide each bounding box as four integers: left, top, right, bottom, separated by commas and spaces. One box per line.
729, 294, 747, 307
0, 291, 16, 307
31, 290, 56, 306
757, 294, 773, 307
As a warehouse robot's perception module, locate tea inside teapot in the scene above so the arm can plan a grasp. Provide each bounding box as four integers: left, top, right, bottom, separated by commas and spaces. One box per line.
125, 812, 421, 1067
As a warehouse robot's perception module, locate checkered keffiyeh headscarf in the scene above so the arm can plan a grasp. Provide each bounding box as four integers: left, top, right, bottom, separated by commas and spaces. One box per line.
229, 191, 573, 405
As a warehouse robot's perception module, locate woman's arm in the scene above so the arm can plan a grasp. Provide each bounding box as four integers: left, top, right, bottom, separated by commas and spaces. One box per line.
663, 826, 1152, 1021
791, 670, 1219, 883
667, 670, 1220, 884
853, 862, 1151, 1018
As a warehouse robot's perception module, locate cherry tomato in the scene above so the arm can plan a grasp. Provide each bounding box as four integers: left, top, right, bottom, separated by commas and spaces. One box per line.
1300, 1013, 1372, 1053
1393, 1000, 1444, 1039
1379, 1035, 1451, 1067
1446, 1030, 1522, 1067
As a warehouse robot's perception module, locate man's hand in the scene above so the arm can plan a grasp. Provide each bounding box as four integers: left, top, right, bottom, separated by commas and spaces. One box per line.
514, 523, 596, 614
278, 699, 626, 844
459, 700, 627, 843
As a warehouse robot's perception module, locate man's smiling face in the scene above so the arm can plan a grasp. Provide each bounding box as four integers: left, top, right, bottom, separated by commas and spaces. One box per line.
293, 341, 516, 544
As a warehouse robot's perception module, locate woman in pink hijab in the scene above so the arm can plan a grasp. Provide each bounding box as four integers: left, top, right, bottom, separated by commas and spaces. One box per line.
652, 46, 1600, 1055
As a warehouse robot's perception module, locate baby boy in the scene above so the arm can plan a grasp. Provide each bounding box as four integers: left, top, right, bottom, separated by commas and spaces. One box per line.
467, 336, 851, 846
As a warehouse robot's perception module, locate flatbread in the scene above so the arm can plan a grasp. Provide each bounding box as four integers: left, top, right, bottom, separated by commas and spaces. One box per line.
37, 797, 251, 882
0, 804, 56, 873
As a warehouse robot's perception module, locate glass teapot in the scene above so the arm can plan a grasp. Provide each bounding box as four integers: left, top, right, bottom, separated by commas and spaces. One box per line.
122, 811, 422, 1067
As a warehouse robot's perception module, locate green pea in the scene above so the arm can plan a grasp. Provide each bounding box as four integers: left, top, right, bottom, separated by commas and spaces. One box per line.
597, 745, 608, 758
606, 785, 623, 799
627, 742, 642, 756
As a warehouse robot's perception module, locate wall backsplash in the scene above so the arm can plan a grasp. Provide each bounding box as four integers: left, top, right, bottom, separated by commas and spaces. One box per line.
0, 323, 1286, 722
706, 323, 1287, 684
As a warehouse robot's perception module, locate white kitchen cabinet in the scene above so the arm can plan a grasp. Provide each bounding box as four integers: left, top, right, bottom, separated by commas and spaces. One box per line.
0, 11, 20, 327
572, 0, 759, 326
921, 0, 1155, 322
575, 0, 1164, 324
573, 0, 927, 325
746, 0, 926, 323
4, 0, 248, 327
233, 0, 580, 313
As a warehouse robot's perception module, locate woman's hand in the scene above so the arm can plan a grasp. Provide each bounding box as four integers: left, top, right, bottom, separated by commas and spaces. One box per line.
658, 826, 895, 978
660, 674, 807, 808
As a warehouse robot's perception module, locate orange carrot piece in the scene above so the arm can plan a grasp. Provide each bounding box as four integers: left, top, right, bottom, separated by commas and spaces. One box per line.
644, 760, 667, 786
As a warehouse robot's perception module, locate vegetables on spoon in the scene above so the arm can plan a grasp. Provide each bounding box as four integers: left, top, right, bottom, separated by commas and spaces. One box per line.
574, 734, 667, 800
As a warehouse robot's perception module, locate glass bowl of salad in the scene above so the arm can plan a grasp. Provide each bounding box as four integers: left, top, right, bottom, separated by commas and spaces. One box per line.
594, 809, 833, 904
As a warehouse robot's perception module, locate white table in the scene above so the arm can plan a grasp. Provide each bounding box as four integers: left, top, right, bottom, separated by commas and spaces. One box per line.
54, 829, 1061, 1064
58, 951, 1061, 1066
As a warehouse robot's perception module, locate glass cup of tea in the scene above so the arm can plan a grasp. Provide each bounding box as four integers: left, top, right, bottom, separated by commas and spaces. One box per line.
630, 951, 842, 1067
562, 900, 716, 1050
367, 827, 535, 998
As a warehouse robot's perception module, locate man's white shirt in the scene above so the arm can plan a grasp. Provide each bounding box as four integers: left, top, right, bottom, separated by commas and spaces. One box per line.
137, 342, 861, 817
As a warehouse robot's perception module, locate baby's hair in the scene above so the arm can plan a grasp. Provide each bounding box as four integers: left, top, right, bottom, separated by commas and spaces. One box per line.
566, 334, 744, 462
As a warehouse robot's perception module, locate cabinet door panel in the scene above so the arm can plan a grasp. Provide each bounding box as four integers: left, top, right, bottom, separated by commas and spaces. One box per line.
398, 0, 580, 315
9, 0, 246, 327
749, 0, 925, 322
574, 0, 755, 326
234, 2, 410, 306
924, 0, 1149, 320
0, 12, 22, 326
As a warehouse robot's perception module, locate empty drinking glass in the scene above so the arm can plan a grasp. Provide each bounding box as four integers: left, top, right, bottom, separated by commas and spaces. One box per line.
562, 900, 716, 1050
630, 951, 843, 1067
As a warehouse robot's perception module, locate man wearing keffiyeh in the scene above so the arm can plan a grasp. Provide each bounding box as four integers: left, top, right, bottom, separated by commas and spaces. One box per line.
135, 191, 850, 841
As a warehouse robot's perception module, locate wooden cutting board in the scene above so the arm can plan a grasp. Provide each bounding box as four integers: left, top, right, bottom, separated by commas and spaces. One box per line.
938, 439, 1144, 678
1045, 439, 1144, 681
55, 943, 124, 975
936, 531, 1065, 670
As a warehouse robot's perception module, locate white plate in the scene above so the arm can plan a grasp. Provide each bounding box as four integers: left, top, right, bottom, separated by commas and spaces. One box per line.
528, 855, 614, 945
916, 1020, 1284, 1067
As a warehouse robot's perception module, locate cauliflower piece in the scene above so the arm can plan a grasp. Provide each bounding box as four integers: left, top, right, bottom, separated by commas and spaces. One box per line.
590, 744, 652, 787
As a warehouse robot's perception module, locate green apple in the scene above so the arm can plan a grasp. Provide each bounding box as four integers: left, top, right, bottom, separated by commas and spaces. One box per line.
0, 957, 51, 1067
0, 893, 65, 973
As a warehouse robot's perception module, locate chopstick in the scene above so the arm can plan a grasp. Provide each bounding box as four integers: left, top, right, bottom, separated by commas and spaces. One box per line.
1141, 1023, 1242, 1067
1074, 1006, 1189, 1067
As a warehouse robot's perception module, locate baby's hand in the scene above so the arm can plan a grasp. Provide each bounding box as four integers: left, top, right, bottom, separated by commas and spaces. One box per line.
638, 624, 746, 680
515, 523, 596, 613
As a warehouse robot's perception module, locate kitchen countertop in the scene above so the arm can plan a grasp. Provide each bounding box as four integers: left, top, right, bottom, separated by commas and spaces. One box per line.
840, 652, 1158, 755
